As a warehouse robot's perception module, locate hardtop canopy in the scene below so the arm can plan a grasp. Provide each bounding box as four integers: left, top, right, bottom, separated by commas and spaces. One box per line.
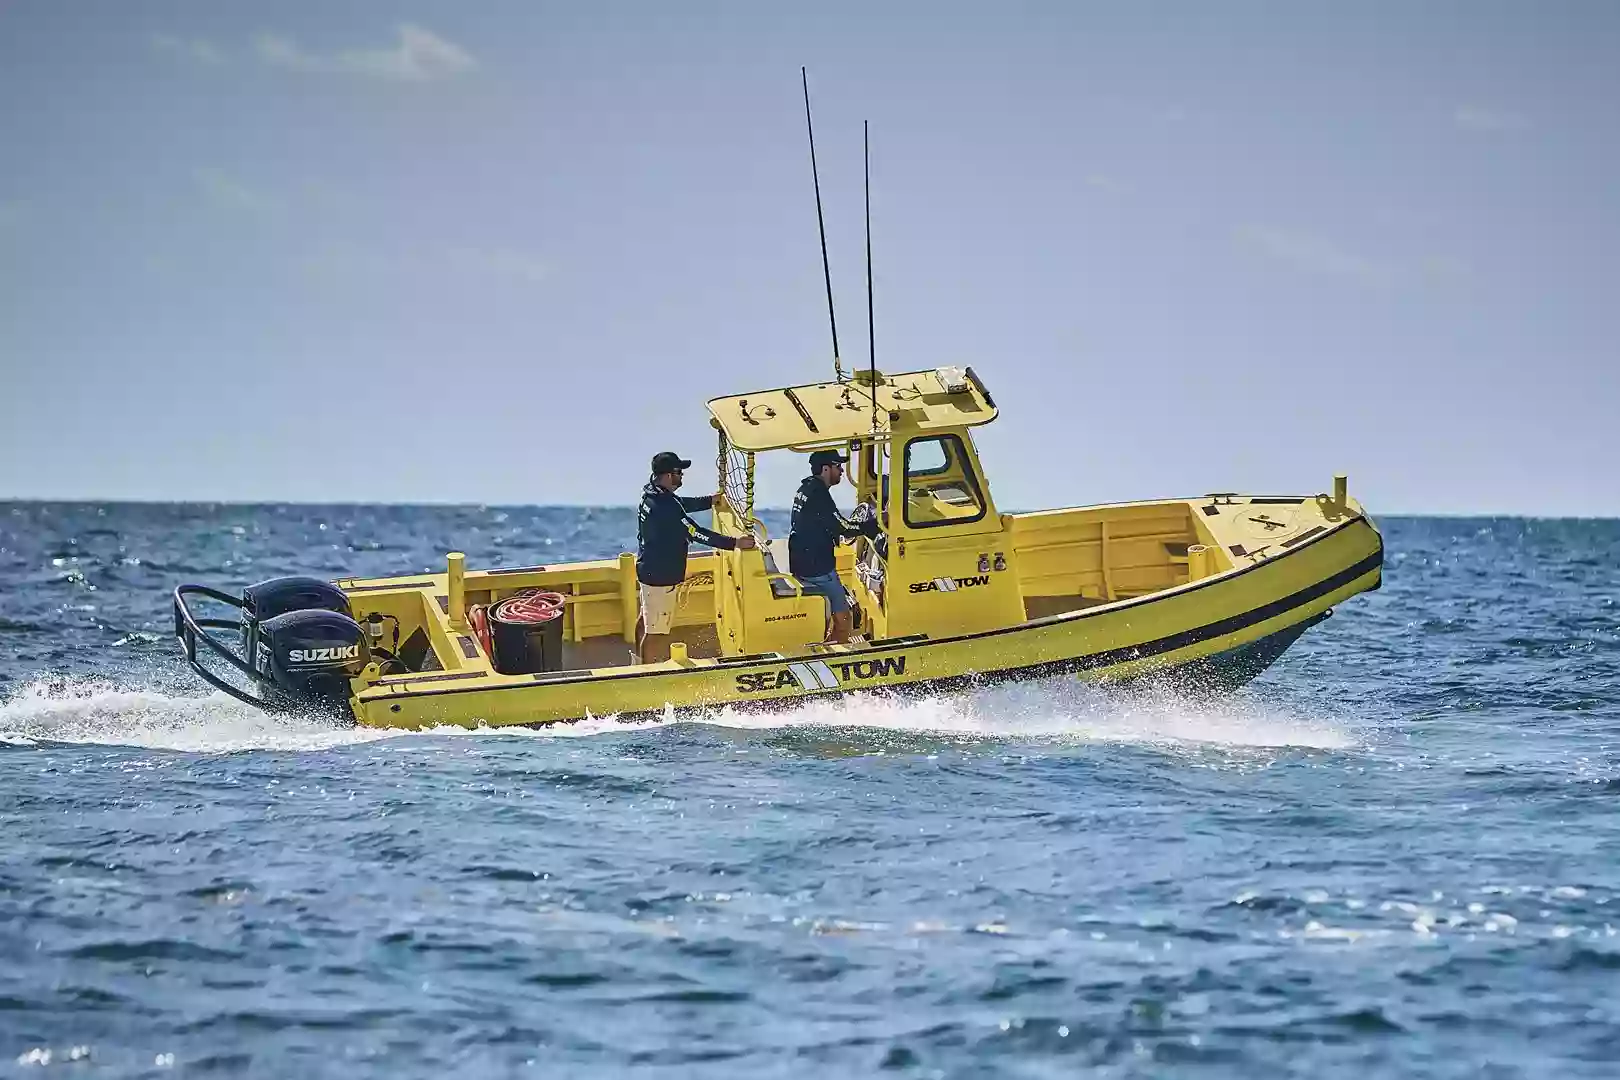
706, 366, 998, 453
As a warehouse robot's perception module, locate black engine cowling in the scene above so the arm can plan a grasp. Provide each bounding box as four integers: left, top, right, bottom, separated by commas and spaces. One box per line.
243, 576, 352, 621
241, 576, 353, 661
260, 608, 370, 714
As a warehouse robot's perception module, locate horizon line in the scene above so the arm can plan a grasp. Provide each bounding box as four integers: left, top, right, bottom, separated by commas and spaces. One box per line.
3, 496, 1617, 522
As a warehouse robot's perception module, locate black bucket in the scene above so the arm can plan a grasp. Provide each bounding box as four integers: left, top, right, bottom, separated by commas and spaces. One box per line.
488, 591, 566, 675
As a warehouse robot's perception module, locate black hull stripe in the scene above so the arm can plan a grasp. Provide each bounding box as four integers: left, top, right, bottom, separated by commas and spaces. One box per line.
377, 526, 1383, 706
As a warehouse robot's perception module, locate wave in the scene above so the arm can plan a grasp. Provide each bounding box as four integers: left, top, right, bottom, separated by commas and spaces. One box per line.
0, 679, 396, 753
0, 675, 1356, 754
682, 679, 1357, 750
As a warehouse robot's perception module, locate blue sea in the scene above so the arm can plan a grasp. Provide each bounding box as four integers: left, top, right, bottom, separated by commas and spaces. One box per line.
2, 503, 1617, 1078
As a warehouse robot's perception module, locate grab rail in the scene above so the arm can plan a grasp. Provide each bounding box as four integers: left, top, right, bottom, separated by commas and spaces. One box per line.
171, 584, 279, 711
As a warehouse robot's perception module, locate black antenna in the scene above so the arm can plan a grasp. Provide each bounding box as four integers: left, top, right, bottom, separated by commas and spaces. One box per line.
802, 67, 843, 382
865, 120, 877, 434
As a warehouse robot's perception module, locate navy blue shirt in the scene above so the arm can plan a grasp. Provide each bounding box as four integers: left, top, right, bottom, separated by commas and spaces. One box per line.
636, 483, 736, 587
788, 475, 874, 578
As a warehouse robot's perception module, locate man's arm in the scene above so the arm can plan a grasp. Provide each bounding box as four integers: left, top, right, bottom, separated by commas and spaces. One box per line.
679, 494, 716, 512
822, 488, 868, 541
683, 517, 737, 551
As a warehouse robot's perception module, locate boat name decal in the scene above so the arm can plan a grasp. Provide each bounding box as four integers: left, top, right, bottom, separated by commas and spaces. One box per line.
765, 612, 809, 623
286, 645, 361, 663
910, 575, 991, 594
735, 655, 906, 693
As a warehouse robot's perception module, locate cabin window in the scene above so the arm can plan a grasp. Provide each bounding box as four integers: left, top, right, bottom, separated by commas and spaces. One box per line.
860, 439, 886, 483
856, 440, 891, 529
903, 434, 986, 528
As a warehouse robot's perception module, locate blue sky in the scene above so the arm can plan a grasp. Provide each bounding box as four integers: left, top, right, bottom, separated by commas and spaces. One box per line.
1, 2, 1615, 514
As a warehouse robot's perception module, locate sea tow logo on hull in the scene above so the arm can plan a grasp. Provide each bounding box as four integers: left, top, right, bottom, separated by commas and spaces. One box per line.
735, 656, 906, 693
286, 645, 360, 664
910, 575, 991, 594
765, 611, 809, 623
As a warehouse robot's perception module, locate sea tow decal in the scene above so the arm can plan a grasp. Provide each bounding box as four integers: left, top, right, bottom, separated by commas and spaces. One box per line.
910, 575, 991, 594
286, 645, 360, 664
735, 655, 907, 693
765, 611, 809, 623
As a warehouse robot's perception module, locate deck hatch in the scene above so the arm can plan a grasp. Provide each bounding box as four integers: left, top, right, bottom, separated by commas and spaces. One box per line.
531, 669, 593, 683
1280, 525, 1328, 548
345, 581, 434, 593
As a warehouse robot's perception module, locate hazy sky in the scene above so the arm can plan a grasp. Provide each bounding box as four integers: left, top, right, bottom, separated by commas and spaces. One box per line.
1, 2, 1615, 514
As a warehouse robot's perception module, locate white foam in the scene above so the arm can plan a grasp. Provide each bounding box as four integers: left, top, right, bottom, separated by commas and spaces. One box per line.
0, 675, 1354, 753
681, 679, 1356, 750
0, 678, 399, 753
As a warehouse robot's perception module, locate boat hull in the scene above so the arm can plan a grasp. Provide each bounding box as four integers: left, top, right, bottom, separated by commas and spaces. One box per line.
352, 513, 1381, 729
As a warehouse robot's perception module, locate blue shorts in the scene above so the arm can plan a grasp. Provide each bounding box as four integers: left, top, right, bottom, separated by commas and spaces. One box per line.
795, 571, 850, 615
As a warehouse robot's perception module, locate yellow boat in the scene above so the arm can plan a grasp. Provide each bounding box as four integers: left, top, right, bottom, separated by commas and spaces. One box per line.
174, 364, 1383, 729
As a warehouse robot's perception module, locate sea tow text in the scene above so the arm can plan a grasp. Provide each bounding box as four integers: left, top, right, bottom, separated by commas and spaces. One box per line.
735, 655, 906, 693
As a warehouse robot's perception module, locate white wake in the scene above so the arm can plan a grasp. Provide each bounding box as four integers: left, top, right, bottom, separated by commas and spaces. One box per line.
0, 675, 1356, 754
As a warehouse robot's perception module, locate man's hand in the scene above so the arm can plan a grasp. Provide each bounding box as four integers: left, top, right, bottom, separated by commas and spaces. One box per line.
735, 535, 757, 550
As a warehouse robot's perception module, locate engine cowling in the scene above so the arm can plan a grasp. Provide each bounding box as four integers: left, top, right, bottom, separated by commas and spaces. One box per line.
243, 576, 352, 621
260, 608, 370, 715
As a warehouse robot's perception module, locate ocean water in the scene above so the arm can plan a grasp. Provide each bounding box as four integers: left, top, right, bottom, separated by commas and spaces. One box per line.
2, 503, 1617, 1078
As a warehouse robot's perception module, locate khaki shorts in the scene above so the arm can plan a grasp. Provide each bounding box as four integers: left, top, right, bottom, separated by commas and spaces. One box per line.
639, 583, 679, 635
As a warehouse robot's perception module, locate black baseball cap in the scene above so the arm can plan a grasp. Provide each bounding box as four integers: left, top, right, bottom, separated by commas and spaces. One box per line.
809, 449, 848, 470
650, 451, 692, 474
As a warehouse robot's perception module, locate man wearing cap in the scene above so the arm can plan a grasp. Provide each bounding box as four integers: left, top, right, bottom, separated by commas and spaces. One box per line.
788, 448, 880, 644
637, 451, 755, 663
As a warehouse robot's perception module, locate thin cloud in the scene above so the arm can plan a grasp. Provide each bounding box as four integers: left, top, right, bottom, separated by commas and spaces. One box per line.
1418, 255, 1475, 286
300, 243, 404, 282
1083, 173, 1127, 194
301, 243, 548, 288
256, 24, 476, 82
150, 33, 225, 66
1235, 224, 1472, 293
1455, 107, 1528, 133
448, 247, 549, 286
1234, 225, 1398, 289
195, 168, 278, 215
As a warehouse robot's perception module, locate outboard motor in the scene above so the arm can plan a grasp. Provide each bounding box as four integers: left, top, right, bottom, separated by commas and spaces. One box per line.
242, 577, 367, 715
173, 575, 371, 720
260, 608, 371, 715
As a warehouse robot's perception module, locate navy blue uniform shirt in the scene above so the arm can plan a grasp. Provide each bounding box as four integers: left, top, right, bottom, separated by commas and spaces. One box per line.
636, 483, 736, 587
787, 474, 875, 578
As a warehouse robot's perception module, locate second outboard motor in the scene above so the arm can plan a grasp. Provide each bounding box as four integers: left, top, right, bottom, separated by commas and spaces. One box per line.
260, 608, 371, 715
240, 575, 354, 670
243, 575, 352, 621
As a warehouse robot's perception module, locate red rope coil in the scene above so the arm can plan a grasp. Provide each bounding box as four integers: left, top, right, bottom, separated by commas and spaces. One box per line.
491, 588, 566, 624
